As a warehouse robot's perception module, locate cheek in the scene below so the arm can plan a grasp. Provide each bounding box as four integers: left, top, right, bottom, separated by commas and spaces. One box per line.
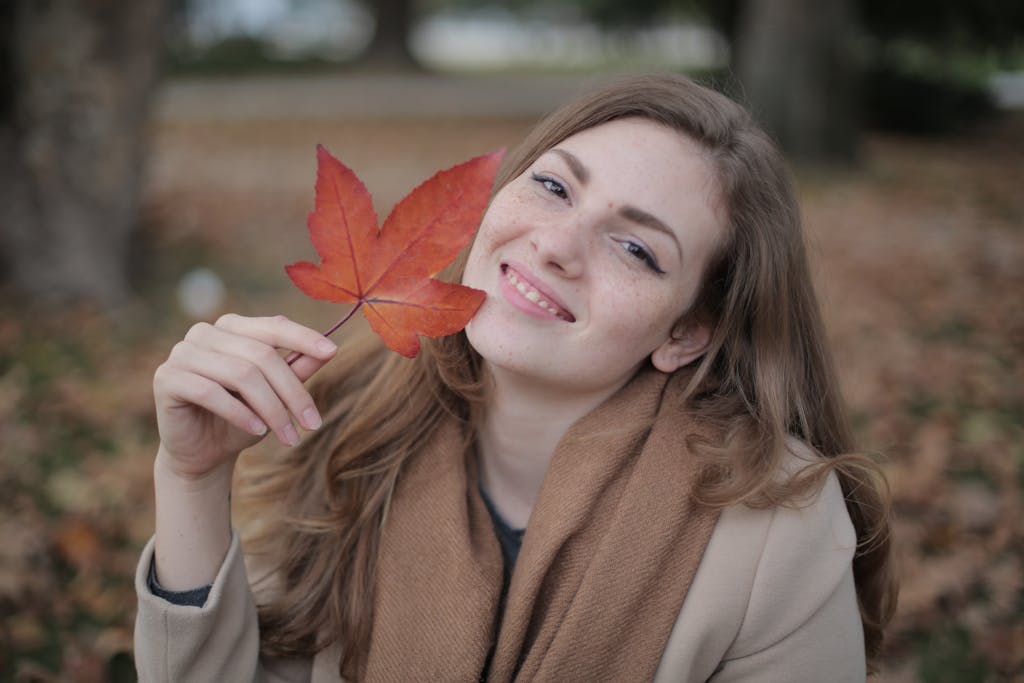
462, 207, 507, 283
600, 279, 684, 341
462, 240, 491, 290
471, 202, 517, 253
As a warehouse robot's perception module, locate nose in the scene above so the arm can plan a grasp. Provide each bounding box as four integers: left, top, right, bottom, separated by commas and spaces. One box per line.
530, 214, 587, 278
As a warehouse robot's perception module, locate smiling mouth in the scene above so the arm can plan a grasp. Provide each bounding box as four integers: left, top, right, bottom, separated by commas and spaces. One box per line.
501, 264, 576, 322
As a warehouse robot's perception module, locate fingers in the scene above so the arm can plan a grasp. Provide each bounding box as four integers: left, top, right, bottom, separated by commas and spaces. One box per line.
170, 342, 309, 446
214, 314, 338, 366
288, 352, 331, 383
155, 365, 269, 438
165, 315, 338, 447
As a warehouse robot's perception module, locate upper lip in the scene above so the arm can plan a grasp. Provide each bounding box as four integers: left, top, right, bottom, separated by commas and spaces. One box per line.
502, 260, 576, 320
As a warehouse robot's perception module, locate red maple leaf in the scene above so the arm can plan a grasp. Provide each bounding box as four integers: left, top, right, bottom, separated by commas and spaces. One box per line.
286, 145, 501, 358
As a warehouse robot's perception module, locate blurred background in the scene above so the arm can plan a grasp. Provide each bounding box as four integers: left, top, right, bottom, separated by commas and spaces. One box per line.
1, 0, 1022, 680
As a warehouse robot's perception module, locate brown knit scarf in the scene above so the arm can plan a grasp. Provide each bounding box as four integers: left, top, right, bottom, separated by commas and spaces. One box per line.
364, 367, 720, 682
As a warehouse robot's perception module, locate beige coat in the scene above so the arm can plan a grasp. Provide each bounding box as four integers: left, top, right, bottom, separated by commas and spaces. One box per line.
134, 470, 865, 682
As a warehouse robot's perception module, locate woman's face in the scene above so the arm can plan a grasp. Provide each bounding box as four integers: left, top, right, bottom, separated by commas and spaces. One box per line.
462, 117, 724, 397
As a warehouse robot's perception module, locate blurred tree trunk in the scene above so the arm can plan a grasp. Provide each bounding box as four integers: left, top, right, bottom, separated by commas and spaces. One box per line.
734, 0, 860, 162
362, 0, 418, 68
0, 0, 167, 307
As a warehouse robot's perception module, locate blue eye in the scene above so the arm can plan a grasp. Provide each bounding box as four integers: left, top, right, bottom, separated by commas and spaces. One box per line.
622, 241, 665, 274
531, 173, 568, 200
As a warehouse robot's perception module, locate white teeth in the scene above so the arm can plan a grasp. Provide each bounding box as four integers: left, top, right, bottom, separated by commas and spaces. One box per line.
506, 267, 569, 320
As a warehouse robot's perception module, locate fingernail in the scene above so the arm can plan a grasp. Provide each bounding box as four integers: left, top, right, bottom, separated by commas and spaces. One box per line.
282, 423, 300, 447
302, 406, 322, 430
249, 419, 268, 436
316, 339, 337, 354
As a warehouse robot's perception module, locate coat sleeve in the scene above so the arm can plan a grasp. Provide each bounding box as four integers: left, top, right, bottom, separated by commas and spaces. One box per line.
133, 531, 313, 683
710, 471, 866, 683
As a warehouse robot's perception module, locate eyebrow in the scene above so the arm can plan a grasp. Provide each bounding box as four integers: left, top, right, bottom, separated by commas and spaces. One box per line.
552, 149, 589, 185
550, 147, 683, 261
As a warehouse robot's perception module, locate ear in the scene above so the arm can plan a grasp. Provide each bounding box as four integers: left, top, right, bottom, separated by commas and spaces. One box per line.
650, 322, 711, 373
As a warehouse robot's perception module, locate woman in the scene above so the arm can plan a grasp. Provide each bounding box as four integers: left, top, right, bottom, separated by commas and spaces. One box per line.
136, 74, 896, 682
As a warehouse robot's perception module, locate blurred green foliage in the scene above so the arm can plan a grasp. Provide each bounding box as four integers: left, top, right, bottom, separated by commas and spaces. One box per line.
915, 624, 991, 683
864, 57, 995, 135
166, 35, 346, 75
170, 0, 1023, 137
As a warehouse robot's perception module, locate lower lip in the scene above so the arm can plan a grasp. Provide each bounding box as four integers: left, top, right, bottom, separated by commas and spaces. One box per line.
498, 271, 563, 321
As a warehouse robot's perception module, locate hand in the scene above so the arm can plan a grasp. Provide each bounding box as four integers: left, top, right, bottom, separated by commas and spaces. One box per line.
152, 314, 338, 480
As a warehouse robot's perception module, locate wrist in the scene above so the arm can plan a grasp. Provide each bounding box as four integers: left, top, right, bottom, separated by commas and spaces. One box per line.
152, 446, 235, 590
154, 444, 236, 491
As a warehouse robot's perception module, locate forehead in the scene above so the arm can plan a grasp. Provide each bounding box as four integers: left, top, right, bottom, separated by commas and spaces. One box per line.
553, 117, 706, 169
546, 118, 724, 230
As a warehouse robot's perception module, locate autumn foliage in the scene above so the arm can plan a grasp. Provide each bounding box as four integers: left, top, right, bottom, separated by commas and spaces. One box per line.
286, 146, 500, 357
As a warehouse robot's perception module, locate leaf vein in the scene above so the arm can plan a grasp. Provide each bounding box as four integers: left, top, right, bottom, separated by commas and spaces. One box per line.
364, 188, 466, 293
368, 295, 475, 312
332, 172, 363, 295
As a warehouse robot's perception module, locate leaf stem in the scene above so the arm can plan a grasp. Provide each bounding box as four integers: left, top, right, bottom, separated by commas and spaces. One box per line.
285, 302, 363, 366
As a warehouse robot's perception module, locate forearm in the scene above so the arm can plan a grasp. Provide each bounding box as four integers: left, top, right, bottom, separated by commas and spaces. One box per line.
153, 445, 234, 590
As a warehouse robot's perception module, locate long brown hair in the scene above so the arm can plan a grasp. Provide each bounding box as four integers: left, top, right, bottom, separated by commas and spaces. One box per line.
241, 73, 896, 677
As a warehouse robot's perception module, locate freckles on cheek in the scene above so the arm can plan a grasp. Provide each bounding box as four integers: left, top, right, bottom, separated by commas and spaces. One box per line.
605, 303, 656, 339
469, 225, 501, 262
623, 295, 682, 338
